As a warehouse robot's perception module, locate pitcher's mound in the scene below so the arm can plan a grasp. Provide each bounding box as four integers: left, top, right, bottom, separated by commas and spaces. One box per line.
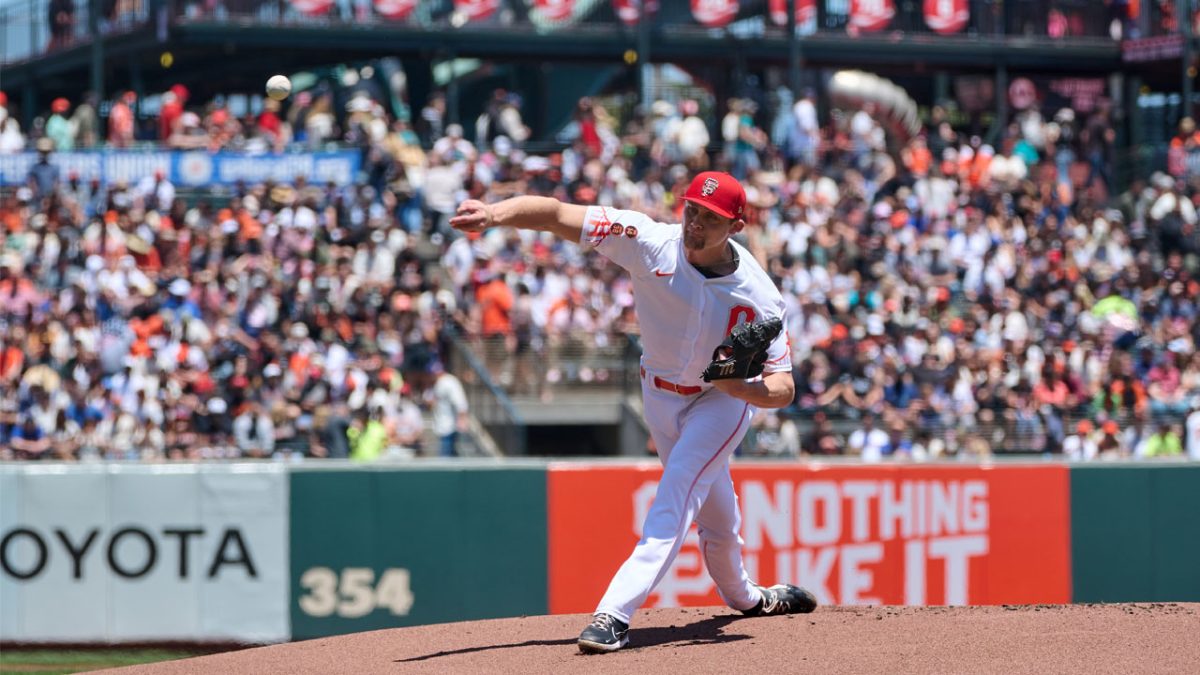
107, 603, 1200, 674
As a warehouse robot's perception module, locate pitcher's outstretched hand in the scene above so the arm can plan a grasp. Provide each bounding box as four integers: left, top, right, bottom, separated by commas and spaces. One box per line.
449, 200, 493, 233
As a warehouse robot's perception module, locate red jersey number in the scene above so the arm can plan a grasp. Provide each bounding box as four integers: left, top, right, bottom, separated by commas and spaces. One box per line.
725, 305, 757, 335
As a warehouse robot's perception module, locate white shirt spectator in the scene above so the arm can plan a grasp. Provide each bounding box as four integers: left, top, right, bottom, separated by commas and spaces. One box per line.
676, 115, 710, 161
0, 115, 24, 154
1186, 408, 1200, 460
793, 98, 818, 138
233, 408, 276, 455
424, 163, 464, 216
1063, 433, 1098, 461
849, 426, 890, 462
431, 372, 468, 437
1149, 191, 1197, 224
136, 175, 175, 208
443, 235, 476, 293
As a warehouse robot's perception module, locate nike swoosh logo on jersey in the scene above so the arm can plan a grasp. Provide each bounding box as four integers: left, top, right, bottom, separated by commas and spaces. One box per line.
654, 270, 673, 277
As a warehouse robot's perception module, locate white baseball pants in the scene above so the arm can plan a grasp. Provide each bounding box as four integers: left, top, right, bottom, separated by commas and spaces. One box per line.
594, 380, 761, 624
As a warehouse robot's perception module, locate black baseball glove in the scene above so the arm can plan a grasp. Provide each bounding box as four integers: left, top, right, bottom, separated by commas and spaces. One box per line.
701, 317, 783, 382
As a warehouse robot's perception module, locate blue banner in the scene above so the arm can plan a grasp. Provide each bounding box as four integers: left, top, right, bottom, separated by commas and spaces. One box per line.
0, 150, 362, 187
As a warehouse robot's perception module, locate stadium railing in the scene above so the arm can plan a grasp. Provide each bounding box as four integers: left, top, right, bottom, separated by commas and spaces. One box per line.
443, 325, 528, 457
3, 0, 1148, 66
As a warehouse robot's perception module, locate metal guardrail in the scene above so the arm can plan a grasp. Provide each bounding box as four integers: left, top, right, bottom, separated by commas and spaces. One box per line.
443, 326, 528, 456
457, 331, 631, 399
3, 0, 1162, 65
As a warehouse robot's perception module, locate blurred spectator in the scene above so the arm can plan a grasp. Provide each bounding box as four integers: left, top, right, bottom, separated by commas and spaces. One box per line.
744, 409, 800, 457
108, 91, 137, 147
0, 92, 26, 153
1143, 423, 1184, 458
159, 84, 188, 141
1064, 420, 1098, 461
27, 138, 60, 200
11, 415, 51, 459
847, 413, 889, 462
233, 400, 276, 458
46, 98, 73, 151
71, 92, 100, 149
48, 0, 75, 49
1187, 401, 1200, 459
417, 92, 446, 148
1097, 419, 1125, 459
802, 411, 843, 455
348, 406, 388, 462
426, 361, 468, 457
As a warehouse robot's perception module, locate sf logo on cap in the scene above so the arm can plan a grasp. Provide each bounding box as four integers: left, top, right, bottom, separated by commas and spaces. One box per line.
702, 177, 719, 196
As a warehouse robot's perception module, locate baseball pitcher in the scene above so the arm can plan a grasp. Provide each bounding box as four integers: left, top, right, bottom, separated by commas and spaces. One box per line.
450, 171, 817, 654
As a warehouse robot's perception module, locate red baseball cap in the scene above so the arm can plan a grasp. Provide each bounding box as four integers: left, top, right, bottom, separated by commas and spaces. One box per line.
684, 171, 746, 220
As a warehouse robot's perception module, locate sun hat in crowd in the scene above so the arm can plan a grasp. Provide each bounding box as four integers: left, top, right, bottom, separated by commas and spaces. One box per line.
168, 279, 192, 297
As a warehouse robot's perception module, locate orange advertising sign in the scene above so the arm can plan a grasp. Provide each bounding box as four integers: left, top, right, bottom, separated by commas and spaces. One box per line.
548, 463, 1070, 614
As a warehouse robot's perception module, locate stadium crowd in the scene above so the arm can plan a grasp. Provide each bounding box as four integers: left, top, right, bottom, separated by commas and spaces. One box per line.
2, 80, 1200, 462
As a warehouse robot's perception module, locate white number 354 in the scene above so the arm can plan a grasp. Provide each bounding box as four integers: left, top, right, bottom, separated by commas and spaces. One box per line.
299, 567, 415, 618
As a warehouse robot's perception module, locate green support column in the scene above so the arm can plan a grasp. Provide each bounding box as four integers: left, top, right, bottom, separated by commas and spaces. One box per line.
445, 53, 459, 126
130, 58, 144, 119
934, 71, 950, 107
89, 0, 105, 103
22, 81, 37, 132
992, 63, 1008, 145
637, 1, 652, 108
787, 0, 801, 97
1179, 0, 1194, 120
403, 57, 434, 124
1127, 74, 1144, 184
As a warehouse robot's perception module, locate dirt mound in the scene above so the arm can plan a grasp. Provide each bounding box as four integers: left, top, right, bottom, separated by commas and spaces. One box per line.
103, 604, 1200, 675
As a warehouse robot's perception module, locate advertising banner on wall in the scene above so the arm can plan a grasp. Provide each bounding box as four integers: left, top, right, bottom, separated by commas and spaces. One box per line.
0, 150, 360, 187
548, 463, 1071, 613
0, 465, 289, 643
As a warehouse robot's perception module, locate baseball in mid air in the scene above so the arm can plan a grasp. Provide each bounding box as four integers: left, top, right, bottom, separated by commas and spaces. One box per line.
265, 75, 292, 101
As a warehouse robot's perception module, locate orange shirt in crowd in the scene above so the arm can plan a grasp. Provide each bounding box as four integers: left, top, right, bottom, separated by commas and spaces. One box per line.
1, 345, 24, 380
1, 205, 21, 233
129, 314, 165, 358
160, 98, 182, 141
476, 278, 513, 336
903, 143, 932, 177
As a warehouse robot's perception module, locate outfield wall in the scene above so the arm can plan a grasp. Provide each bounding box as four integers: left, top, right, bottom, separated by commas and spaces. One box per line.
1, 461, 1196, 643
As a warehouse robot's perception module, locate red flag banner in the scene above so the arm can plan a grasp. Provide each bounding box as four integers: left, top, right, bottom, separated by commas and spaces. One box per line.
613, 0, 658, 26
924, 0, 968, 34
768, 0, 816, 26
454, 0, 500, 21
691, 0, 739, 27
289, 0, 333, 16
374, 0, 417, 20
850, 0, 894, 32
532, 0, 575, 22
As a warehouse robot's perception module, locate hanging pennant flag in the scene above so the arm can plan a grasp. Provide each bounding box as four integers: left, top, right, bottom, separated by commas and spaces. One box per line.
290, 0, 333, 16
768, 0, 815, 27
454, 0, 500, 22
374, 0, 417, 20
612, 0, 658, 26
923, 0, 968, 34
532, 0, 576, 22
849, 0, 894, 32
691, 0, 738, 27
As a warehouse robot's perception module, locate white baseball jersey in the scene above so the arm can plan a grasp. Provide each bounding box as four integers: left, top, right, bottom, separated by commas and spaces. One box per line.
580, 206, 792, 386
579, 205, 792, 625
